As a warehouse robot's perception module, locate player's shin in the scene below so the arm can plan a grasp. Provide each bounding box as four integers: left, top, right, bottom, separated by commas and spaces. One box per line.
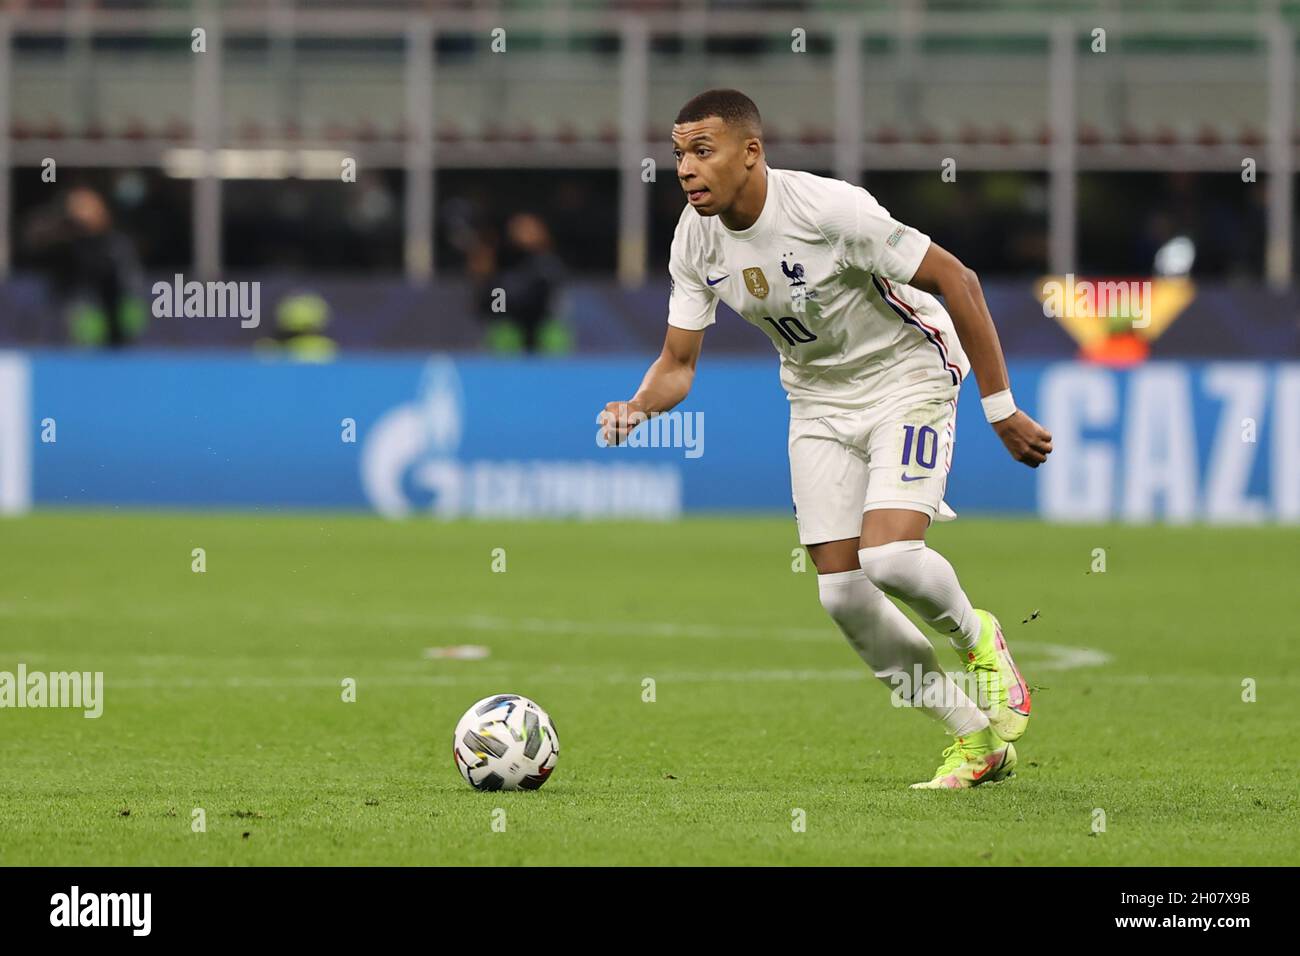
857, 540, 979, 651
858, 542, 1032, 741
816, 569, 987, 737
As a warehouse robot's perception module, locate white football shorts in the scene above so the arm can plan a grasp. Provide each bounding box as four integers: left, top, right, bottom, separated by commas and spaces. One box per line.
788, 388, 959, 545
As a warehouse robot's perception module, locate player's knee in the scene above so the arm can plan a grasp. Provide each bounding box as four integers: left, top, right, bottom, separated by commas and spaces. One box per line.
807, 539, 861, 575
816, 569, 887, 624
817, 571, 930, 675
858, 540, 926, 598
818, 579, 854, 622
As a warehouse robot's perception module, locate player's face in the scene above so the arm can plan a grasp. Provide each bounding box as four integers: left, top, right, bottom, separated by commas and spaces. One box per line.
672, 117, 755, 216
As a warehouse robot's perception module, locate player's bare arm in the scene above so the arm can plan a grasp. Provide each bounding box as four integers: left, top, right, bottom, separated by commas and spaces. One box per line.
599, 325, 703, 445
910, 243, 1054, 468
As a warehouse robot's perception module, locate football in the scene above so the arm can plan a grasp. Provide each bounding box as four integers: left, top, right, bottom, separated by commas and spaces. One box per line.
452, 694, 559, 791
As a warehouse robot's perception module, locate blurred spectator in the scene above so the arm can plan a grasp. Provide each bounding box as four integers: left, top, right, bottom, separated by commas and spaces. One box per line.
22, 186, 145, 348
466, 212, 569, 354
254, 292, 339, 363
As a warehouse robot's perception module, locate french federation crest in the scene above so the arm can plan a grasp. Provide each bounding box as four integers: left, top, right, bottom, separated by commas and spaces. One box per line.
743, 267, 770, 299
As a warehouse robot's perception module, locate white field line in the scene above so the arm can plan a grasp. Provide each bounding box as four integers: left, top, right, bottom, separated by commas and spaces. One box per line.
102, 670, 1297, 692
101, 670, 1297, 692
0, 601, 1115, 664
0, 601, 832, 642
97, 639, 1111, 691
102, 669, 962, 690
1019, 643, 1112, 671
1, 600, 1113, 689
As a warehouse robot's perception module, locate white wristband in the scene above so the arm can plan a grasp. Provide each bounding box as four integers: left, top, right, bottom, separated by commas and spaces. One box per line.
981, 389, 1017, 424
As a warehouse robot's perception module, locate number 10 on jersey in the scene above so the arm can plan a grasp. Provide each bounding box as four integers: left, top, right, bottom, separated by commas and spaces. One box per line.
762, 315, 818, 346
901, 424, 939, 469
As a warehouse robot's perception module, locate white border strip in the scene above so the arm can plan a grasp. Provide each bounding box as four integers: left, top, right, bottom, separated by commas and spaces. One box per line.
0, 352, 30, 515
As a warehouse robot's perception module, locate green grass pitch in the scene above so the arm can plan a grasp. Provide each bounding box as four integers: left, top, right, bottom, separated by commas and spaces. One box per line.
0, 511, 1296, 866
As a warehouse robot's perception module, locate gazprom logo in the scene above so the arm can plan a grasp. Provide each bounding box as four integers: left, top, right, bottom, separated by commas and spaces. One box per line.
360, 356, 681, 519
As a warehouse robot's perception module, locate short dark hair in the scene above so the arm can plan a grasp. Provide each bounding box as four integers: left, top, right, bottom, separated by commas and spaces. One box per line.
675, 89, 762, 138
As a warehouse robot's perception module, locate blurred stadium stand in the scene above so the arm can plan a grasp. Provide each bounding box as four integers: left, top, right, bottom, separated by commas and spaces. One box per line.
0, 0, 1297, 355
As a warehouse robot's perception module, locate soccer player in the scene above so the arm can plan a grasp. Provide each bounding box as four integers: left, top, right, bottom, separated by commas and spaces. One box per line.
600, 89, 1052, 789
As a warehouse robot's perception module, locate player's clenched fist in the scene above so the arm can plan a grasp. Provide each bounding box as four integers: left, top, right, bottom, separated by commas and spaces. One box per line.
993, 410, 1053, 468
599, 399, 649, 446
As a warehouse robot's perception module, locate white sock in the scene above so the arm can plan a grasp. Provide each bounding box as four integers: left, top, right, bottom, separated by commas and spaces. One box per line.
818, 569, 987, 737
858, 540, 981, 651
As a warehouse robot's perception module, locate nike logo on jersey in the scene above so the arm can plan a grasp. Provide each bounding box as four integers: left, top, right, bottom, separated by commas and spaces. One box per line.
900, 472, 928, 482
705, 273, 729, 286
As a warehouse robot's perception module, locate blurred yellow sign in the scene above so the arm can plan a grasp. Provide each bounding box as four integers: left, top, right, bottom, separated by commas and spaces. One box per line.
1035, 275, 1195, 348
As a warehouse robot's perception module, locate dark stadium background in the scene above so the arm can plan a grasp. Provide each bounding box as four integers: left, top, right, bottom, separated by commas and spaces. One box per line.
1, 0, 1295, 357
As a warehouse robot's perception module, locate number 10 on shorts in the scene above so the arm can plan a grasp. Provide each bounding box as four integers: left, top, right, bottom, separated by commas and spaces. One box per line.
901, 424, 939, 470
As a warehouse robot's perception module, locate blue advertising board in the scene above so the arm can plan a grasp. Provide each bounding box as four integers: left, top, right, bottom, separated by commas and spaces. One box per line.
0, 351, 1296, 523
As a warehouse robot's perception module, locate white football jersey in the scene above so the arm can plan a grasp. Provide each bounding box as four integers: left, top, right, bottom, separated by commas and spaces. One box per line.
667, 166, 970, 417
